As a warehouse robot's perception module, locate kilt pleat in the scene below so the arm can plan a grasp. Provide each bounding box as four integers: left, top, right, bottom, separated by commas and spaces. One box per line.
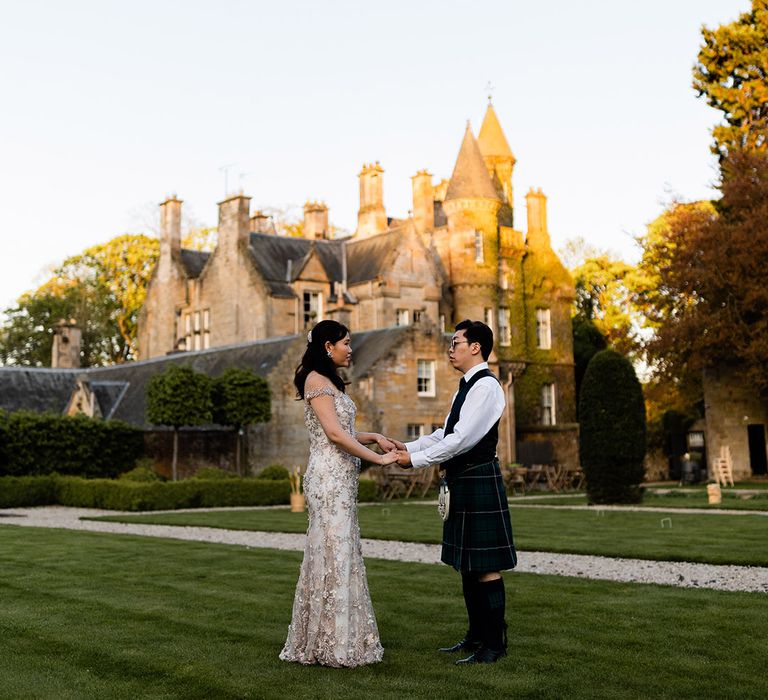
441, 460, 517, 573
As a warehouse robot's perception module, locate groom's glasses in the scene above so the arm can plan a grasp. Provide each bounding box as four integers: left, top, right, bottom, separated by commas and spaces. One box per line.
448, 339, 470, 351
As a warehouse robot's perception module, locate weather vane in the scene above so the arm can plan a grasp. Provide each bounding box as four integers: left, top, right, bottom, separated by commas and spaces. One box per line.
485, 80, 494, 104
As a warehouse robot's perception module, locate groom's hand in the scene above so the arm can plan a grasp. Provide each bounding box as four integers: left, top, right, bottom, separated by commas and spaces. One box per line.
395, 450, 412, 468
389, 438, 407, 451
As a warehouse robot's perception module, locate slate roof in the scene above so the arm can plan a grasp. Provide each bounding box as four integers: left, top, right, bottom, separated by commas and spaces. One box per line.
0, 328, 416, 428
179, 249, 210, 278
246, 229, 405, 296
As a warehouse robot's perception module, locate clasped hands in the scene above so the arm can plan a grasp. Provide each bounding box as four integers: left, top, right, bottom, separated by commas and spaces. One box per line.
374, 435, 413, 468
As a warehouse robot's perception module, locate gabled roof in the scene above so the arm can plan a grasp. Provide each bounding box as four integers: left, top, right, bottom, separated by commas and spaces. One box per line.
478, 103, 514, 160
0, 368, 76, 415
346, 228, 404, 285
445, 124, 499, 202
179, 249, 210, 278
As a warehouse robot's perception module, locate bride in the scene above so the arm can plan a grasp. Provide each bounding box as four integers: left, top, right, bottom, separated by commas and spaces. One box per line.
279, 320, 399, 667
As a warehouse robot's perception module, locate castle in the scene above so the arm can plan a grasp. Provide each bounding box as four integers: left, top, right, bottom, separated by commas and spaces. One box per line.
133, 103, 578, 469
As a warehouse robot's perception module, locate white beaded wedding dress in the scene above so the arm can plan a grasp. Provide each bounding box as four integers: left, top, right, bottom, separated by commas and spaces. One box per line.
279, 387, 384, 667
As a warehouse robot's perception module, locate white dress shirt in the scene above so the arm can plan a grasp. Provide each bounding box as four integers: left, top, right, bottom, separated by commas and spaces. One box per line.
404, 362, 506, 469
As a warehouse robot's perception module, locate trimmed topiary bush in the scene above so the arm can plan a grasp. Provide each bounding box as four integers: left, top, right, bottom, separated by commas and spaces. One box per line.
258, 465, 291, 480
579, 349, 646, 504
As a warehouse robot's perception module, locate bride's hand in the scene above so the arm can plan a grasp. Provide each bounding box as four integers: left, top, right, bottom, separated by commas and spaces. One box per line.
379, 451, 400, 466
376, 435, 398, 452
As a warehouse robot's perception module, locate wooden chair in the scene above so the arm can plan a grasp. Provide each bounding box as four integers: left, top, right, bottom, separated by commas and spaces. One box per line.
502, 464, 527, 496
712, 445, 735, 487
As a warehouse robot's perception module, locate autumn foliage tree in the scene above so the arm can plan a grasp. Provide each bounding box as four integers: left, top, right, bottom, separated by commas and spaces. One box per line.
639, 150, 768, 395
693, 0, 768, 160
0, 234, 158, 366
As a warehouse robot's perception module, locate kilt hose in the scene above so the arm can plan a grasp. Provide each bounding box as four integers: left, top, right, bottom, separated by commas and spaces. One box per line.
441, 459, 517, 573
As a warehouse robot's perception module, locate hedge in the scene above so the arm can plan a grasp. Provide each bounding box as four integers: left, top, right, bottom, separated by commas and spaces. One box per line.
0, 475, 379, 511
0, 411, 143, 478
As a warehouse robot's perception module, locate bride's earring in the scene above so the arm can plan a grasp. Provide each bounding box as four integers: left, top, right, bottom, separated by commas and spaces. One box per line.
327, 350, 332, 358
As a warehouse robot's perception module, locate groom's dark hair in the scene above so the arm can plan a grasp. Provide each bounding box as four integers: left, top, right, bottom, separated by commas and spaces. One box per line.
455, 319, 493, 361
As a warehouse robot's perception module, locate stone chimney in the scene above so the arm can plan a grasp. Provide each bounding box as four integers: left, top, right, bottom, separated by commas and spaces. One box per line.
303, 201, 329, 239
217, 193, 252, 260
250, 210, 273, 234
526, 188, 550, 248
52, 319, 81, 369
411, 170, 434, 235
159, 195, 182, 259
356, 162, 388, 238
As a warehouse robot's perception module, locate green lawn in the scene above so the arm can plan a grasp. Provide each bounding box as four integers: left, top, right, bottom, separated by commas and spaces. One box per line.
93, 502, 768, 566
0, 525, 765, 700
522, 490, 768, 510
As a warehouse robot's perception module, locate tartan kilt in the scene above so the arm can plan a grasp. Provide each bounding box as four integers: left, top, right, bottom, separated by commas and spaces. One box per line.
441, 459, 517, 573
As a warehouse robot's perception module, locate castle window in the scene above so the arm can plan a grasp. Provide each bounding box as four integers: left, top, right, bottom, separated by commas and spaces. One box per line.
484, 308, 494, 331
396, 309, 410, 326
184, 309, 211, 351
541, 383, 556, 425
412, 310, 422, 323
303, 291, 323, 326
536, 308, 551, 349
498, 307, 510, 346
203, 309, 211, 349
439, 314, 446, 333
407, 423, 425, 440
417, 360, 435, 397
474, 231, 484, 263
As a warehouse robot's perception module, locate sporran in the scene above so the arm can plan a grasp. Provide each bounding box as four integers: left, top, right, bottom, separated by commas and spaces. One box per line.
437, 471, 450, 521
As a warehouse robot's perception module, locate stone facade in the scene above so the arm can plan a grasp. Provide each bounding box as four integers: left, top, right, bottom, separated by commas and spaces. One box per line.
136, 103, 579, 469
703, 366, 768, 479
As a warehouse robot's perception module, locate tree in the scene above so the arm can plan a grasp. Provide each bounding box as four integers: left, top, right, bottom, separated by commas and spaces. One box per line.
0, 234, 158, 366
146, 365, 213, 481
212, 368, 271, 475
579, 350, 647, 504
638, 151, 768, 395
693, 0, 768, 159
572, 316, 607, 411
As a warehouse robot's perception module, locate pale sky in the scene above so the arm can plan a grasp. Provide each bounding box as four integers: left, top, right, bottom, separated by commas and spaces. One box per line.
0, 0, 749, 312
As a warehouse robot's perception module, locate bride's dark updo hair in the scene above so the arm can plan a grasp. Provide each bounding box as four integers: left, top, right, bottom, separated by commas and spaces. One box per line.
293, 319, 350, 399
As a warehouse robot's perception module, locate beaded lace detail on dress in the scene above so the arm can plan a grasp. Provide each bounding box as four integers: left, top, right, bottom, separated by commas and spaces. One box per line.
279, 388, 384, 667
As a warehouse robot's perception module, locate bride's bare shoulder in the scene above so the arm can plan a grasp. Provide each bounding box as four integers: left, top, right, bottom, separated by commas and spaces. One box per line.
304, 371, 336, 398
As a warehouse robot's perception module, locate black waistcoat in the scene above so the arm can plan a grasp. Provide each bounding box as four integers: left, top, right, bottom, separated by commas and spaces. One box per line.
442, 368, 500, 473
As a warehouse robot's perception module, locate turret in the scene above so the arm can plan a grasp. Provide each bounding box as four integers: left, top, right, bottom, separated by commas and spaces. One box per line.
478, 102, 516, 227
439, 123, 501, 322
356, 162, 388, 238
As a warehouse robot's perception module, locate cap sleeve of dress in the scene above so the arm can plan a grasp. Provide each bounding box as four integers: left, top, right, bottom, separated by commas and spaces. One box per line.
304, 387, 337, 402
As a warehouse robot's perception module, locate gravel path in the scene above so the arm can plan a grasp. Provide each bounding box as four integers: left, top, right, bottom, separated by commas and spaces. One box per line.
2, 506, 766, 594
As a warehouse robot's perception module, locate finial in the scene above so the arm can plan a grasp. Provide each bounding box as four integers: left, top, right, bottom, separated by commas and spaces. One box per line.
485, 80, 494, 104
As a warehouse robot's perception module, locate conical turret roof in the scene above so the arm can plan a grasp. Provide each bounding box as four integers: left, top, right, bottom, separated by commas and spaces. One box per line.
445, 123, 499, 201
478, 103, 514, 159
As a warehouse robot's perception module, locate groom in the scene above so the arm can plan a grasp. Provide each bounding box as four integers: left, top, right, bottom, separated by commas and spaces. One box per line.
394, 319, 516, 664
